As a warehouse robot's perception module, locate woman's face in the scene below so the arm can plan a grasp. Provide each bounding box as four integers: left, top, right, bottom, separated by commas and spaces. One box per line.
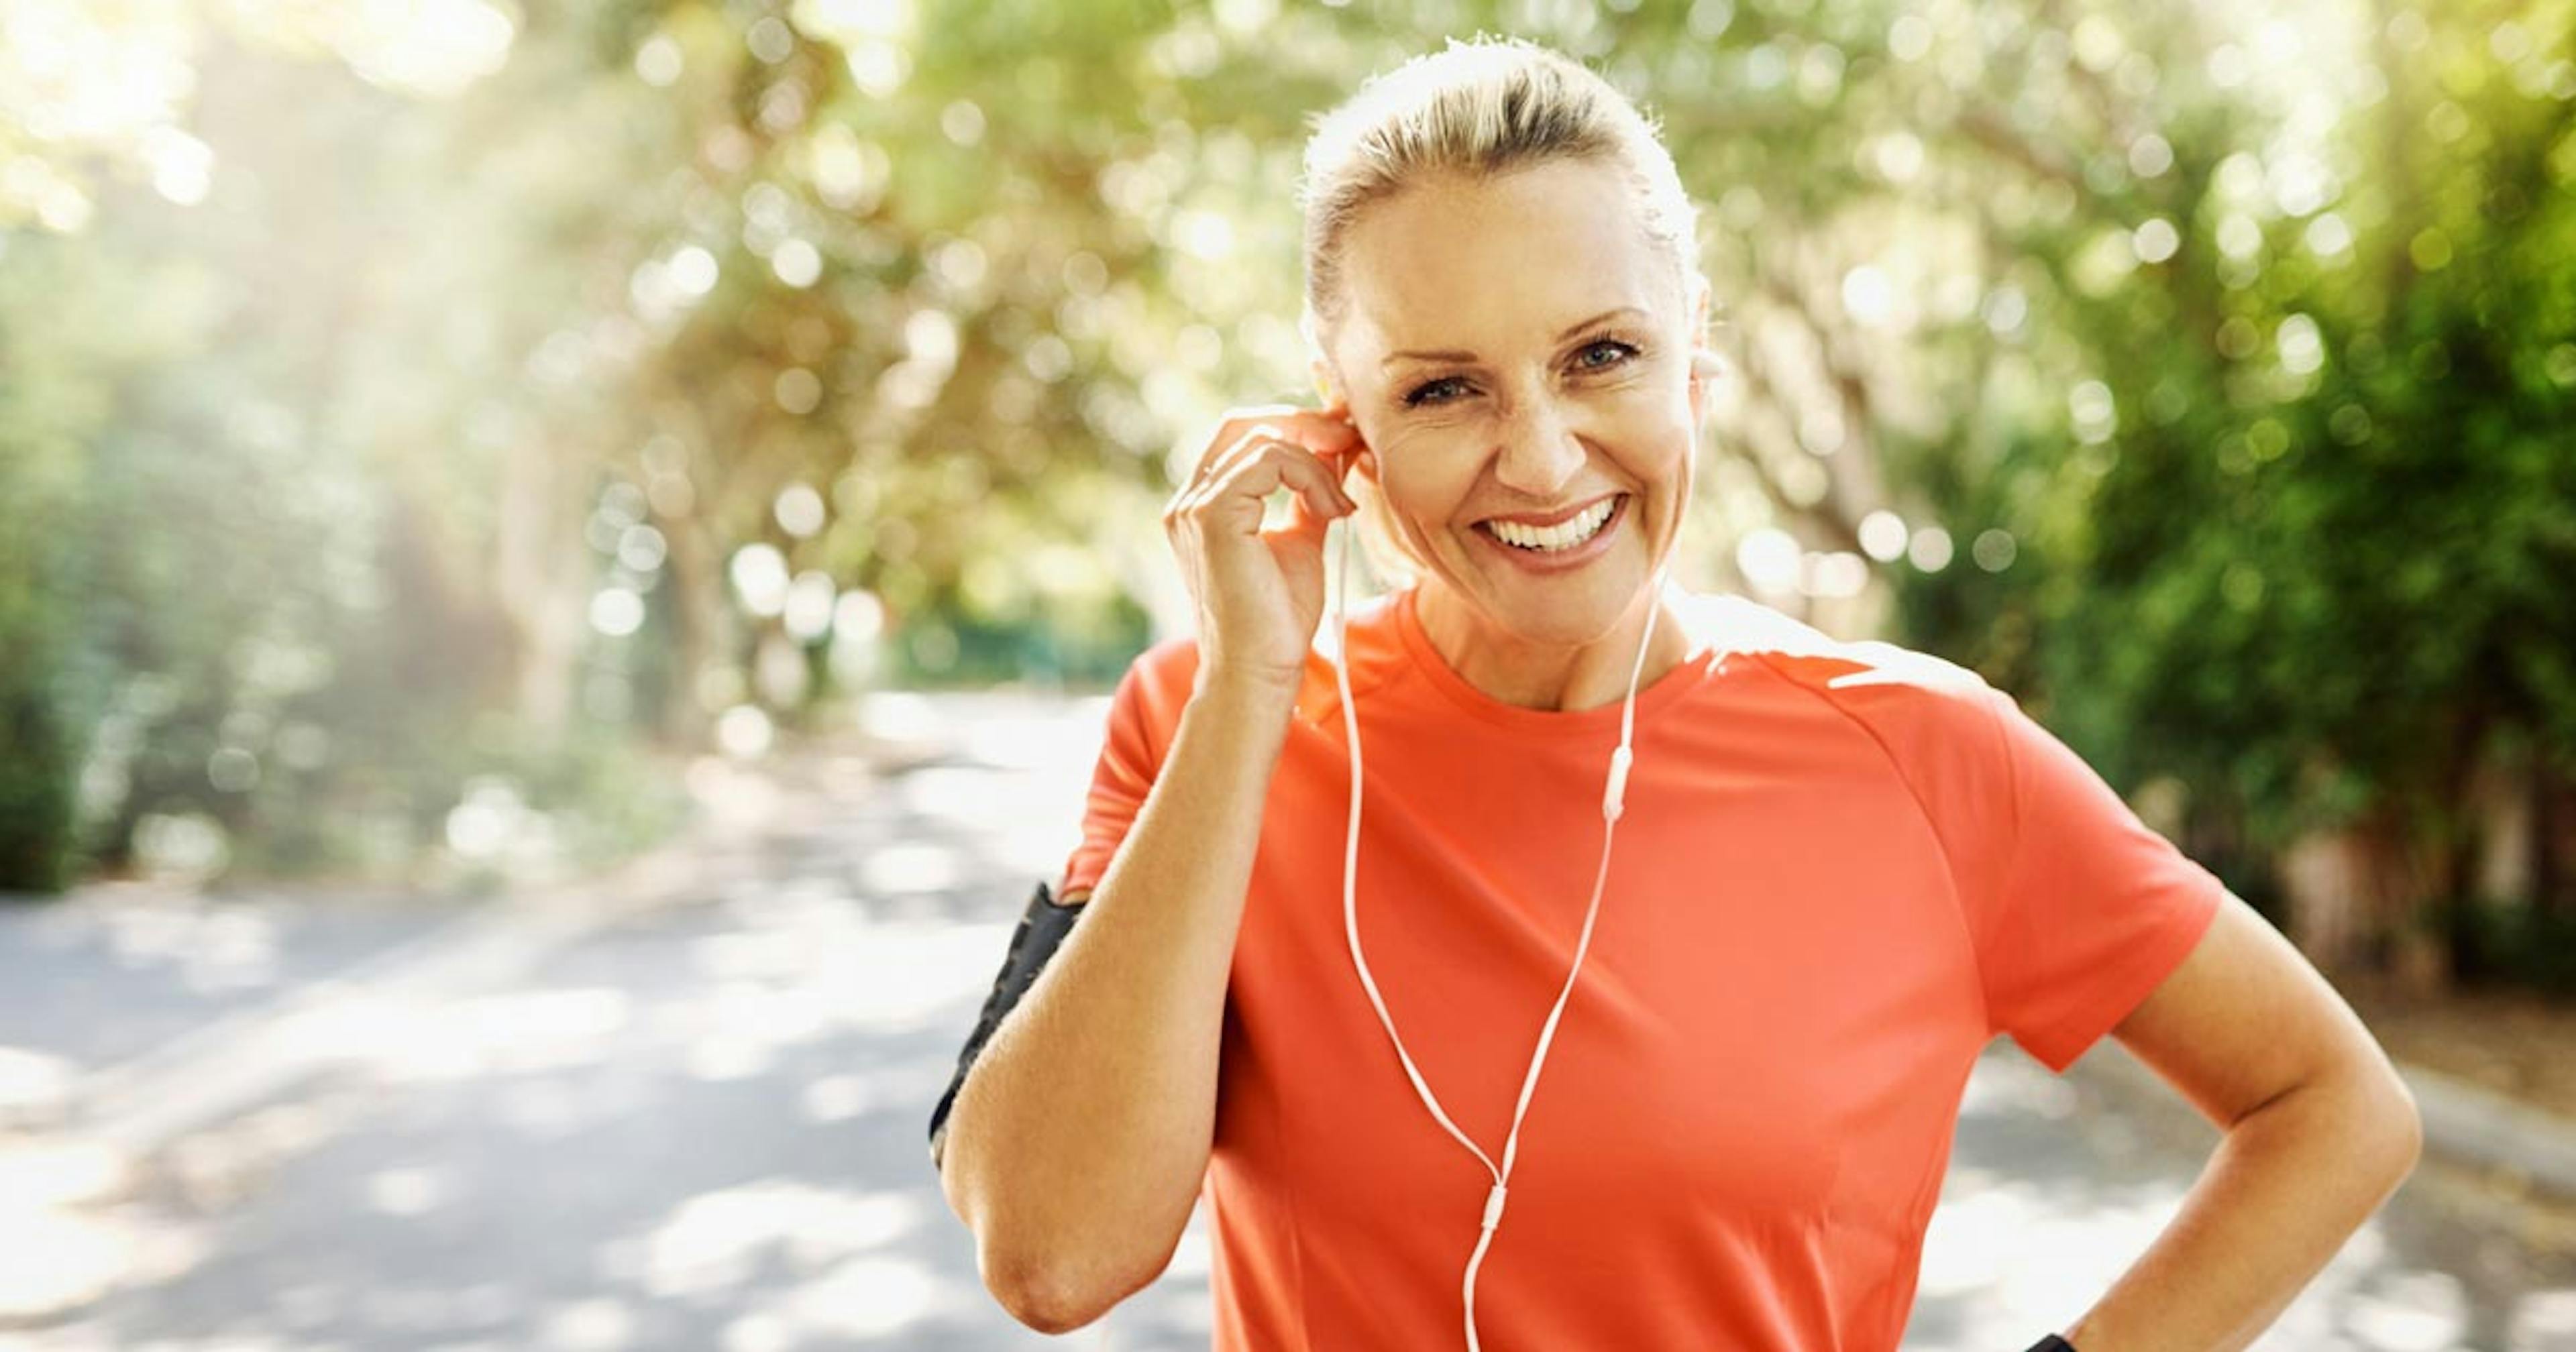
1316, 156, 1713, 649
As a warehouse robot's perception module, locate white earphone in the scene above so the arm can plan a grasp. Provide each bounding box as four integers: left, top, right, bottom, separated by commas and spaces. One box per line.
1328, 504, 1666, 1352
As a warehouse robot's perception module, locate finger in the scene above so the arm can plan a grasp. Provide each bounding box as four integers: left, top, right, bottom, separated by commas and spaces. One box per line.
1211, 423, 1291, 486
1307, 411, 1364, 463
1313, 412, 1368, 480
1230, 405, 1361, 447
1277, 458, 1358, 544
1319, 436, 1364, 484
1197, 429, 1349, 519
1273, 426, 1366, 502
1247, 441, 1360, 528
1175, 426, 1288, 526
1206, 438, 1355, 533
1281, 482, 1332, 545
1188, 408, 1361, 486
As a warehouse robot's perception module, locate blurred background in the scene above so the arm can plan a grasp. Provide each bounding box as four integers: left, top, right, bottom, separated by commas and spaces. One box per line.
2, 0, 2574, 1347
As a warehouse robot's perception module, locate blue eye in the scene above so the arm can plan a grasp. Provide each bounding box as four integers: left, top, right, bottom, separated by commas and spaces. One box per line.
1403, 377, 1468, 408
1578, 339, 1640, 370
1398, 337, 1642, 410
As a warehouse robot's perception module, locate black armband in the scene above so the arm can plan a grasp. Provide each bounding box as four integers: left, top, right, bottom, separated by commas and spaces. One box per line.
928, 879, 1087, 1170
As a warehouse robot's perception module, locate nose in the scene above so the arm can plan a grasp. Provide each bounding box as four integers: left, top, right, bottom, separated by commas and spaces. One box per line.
1491, 388, 1587, 499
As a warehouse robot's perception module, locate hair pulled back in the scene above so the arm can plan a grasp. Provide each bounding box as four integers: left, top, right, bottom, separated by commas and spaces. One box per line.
1297, 35, 1705, 349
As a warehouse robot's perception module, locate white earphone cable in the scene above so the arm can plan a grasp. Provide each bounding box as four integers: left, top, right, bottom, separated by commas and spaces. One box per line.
1331, 511, 1664, 1352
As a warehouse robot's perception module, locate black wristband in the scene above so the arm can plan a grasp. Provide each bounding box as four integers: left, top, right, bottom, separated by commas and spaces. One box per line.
2023, 1337, 2077, 1352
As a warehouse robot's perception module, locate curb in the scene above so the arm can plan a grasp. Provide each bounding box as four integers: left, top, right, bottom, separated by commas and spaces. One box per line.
2394, 1058, 2576, 1200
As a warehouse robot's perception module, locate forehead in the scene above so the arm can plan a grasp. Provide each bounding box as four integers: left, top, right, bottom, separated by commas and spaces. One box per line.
1336, 158, 1670, 357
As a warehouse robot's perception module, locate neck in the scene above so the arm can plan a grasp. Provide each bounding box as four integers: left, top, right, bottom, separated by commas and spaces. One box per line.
1413, 581, 1695, 714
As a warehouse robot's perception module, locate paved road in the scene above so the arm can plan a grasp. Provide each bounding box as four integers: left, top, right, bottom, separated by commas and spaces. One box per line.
2, 690, 2572, 1350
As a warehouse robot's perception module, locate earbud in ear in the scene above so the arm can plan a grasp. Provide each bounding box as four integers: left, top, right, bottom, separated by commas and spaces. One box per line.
1311, 359, 1348, 412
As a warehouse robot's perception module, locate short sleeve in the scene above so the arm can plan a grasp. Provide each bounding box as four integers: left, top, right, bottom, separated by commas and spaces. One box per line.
1058, 639, 1193, 901
1976, 686, 2225, 1073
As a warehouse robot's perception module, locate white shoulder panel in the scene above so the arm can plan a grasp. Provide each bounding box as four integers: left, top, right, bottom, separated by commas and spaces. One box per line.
1671, 586, 1989, 696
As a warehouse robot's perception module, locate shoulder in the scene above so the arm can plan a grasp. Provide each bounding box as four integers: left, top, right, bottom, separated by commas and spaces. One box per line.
1681, 591, 2029, 889
1680, 590, 1988, 696
1678, 588, 2007, 763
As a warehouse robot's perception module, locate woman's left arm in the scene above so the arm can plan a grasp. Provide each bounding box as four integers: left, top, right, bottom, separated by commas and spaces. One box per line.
2055, 890, 2423, 1352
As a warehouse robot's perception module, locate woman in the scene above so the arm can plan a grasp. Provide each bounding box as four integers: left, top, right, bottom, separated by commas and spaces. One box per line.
933, 36, 2422, 1352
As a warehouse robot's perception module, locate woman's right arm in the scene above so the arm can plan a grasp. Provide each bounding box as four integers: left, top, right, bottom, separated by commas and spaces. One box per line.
936, 404, 1366, 1335
936, 671, 1297, 1334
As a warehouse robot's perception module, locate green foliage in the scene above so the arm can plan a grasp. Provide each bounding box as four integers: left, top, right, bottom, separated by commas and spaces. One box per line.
1882, 3, 2576, 921
0, 626, 79, 897
2, 0, 2570, 997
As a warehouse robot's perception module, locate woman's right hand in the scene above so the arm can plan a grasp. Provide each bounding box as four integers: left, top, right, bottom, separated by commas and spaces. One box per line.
1162, 405, 1366, 699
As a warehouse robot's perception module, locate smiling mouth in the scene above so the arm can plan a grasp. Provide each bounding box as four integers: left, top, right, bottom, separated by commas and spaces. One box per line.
1474, 494, 1626, 552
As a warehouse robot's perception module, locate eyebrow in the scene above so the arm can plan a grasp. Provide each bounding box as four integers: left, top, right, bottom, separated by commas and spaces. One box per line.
1379, 306, 1649, 370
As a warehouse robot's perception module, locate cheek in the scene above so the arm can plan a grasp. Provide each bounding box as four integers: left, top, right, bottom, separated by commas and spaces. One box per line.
1597, 403, 1695, 486
1374, 462, 1449, 528
1362, 427, 1462, 510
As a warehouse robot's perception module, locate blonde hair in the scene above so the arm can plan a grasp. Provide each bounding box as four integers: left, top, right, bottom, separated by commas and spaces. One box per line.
1295, 35, 1707, 587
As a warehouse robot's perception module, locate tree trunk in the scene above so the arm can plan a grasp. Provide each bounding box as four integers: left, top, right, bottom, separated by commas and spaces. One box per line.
494, 428, 587, 742
2277, 809, 2449, 997
653, 507, 729, 749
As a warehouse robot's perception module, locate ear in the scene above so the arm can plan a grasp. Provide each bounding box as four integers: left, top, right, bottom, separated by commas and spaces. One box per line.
1688, 349, 1724, 427
1310, 355, 1344, 413
1307, 356, 1381, 485
1686, 276, 1723, 424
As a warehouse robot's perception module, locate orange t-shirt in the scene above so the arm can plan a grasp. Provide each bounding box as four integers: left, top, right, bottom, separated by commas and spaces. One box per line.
1057, 583, 2223, 1352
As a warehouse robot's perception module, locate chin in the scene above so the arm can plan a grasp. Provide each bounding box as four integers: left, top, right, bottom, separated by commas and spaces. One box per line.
1452, 549, 1656, 646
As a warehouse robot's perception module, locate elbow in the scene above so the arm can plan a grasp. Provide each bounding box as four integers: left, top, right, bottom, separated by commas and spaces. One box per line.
941, 1094, 1203, 1332
2249, 1062, 2424, 1188
969, 1190, 1189, 1337
2330, 1064, 2423, 1190
2380, 1076, 2424, 1178
947, 1174, 1177, 1333
988, 1260, 1097, 1336
981, 1246, 1150, 1336
945, 1165, 1124, 1332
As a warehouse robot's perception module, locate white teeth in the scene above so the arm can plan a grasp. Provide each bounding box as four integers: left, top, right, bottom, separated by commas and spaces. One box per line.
1487, 498, 1616, 551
